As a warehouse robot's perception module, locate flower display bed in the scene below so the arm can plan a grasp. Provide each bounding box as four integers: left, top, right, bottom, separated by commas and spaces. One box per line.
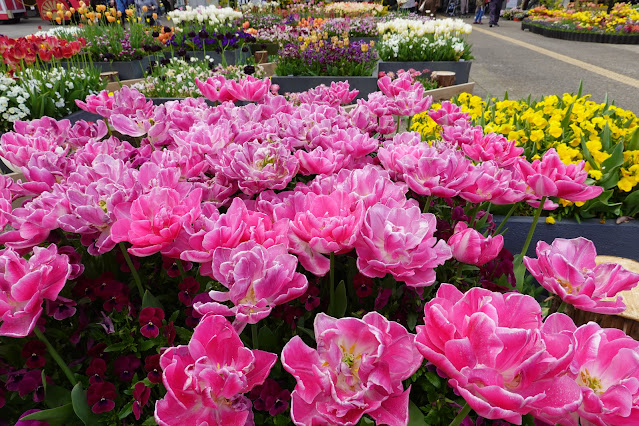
378, 61, 473, 84
522, 21, 639, 44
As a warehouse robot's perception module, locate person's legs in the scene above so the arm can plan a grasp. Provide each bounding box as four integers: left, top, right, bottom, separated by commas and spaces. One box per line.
489, 0, 497, 24
474, 5, 483, 22
460, 0, 468, 14
494, 0, 503, 23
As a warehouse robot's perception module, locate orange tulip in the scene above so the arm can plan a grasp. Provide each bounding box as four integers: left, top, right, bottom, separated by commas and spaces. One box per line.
107, 15, 116, 22
46, 10, 53, 18
152, 12, 157, 19
96, 12, 101, 19
55, 16, 62, 23
56, 2, 62, 10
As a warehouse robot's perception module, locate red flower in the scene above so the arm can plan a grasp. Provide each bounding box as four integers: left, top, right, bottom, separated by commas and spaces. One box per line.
21, 341, 46, 369
113, 355, 141, 382
177, 276, 200, 306
87, 382, 117, 414
132, 382, 151, 420
353, 273, 374, 298
144, 354, 162, 384
86, 358, 107, 384
139, 307, 164, 338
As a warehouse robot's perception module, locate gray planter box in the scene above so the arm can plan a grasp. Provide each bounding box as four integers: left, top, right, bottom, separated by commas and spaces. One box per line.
378, 61, 472, 84
272, 66, 379, 101
93, 57, 150, 80
498, 216, 639, 261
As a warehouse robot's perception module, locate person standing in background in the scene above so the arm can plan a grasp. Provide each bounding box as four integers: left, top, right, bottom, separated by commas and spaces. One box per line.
460, 0, 468, 16
473, 0, 485, 23
488, 0, 503, 27
400, 0, 418, 13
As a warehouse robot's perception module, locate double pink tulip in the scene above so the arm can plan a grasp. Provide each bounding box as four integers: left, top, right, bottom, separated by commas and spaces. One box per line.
155, 315, 277, 425
281, 312, 423, 425
524, 237, 639, 313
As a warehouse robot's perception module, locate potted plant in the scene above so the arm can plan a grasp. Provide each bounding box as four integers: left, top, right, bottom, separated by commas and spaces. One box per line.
272, 34, 379, 100
376, 18, 474, 83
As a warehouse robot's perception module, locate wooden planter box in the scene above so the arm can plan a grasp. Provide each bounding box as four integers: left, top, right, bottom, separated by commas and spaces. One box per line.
378, 61, 472, 84
424, 82, 475, 101
497, 216, 639, 261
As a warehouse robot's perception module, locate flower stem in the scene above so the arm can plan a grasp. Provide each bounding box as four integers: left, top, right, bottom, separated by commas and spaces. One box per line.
556, 301, 568, 314
493, 203, 518, 236
422, 195, 433, 214
119, 242, 145, 299
519, 196, 547, 259
176, 259, 187, 282
252, 323, 259, 350
449, 402, 472, 426
34, 327, 77, 387
329, 252, 335, 308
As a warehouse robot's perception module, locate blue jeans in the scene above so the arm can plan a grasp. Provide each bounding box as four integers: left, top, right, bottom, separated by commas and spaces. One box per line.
116, 0, 127, 13
474, 6, 484, 22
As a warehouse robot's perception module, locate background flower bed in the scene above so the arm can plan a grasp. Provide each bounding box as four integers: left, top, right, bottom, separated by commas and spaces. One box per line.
526, 2, 639, 35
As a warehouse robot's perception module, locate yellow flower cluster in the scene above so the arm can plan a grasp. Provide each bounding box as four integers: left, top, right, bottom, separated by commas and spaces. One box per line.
528, 3, 639, 33
411, 92, 639, 192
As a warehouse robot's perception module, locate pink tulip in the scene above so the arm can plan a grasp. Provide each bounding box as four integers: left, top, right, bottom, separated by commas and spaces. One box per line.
461, 131, 524, 167
428, 101, 471, 126
195, 76, 236, 103
0, 245, 71, 337
155, 315, 277, 426
448, 222, 504, 266
296, 81, 358, 106
209, 141, 299, 196
111, 187, 202, 257
77, 87, 153, 119
377, 71, 433, 116
379, 135, 475, 198
568, 322, 639, 425
227, 76, 271, 103
524, 237, 639, 314
281, 312, 423, 426
285, 189, 365, 276
182, 198, 288, 278
515, 149, 603, 202
355, 203, 451, 287
194, 241, 308, 329
58, 155, 140, 255
415, 284, 582, 424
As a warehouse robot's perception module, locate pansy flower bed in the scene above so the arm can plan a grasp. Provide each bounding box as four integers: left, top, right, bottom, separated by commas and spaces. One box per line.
1, 72, 639, 426
276, 34, 378, 76
526, 2, 639, 35
411, 91, 639, 220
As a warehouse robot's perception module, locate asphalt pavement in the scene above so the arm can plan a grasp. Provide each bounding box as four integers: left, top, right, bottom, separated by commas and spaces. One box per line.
3, 15, 639, 113
465, 17, 639, 112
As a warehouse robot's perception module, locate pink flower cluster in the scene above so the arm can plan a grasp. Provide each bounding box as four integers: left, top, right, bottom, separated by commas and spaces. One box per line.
416, 284, 639, 425
0, 76, 611, 424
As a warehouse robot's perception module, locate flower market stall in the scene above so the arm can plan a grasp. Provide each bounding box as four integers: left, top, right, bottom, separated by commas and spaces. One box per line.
4, 1, 639, 426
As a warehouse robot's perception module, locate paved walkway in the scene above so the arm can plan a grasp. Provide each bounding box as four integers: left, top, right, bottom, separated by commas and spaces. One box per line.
466, 18, 639, 112
3, 15, 639, 113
